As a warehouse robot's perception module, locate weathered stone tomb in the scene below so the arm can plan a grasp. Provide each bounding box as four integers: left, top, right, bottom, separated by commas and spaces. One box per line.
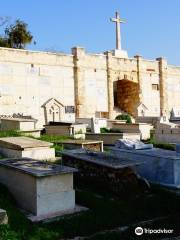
0, 137, 55, 160
0, 158, 83, 221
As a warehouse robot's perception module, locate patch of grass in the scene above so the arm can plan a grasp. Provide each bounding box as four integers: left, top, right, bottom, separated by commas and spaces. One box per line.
35, 134, 73, 156
0, 130, 21, 138
146, 137, 175, 151
36, 134, 71, 143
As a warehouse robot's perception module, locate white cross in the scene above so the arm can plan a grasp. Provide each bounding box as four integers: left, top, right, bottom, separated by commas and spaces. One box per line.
110, 11, 126, 50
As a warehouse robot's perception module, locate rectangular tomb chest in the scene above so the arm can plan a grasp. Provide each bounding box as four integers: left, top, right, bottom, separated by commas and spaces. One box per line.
0, 159, 77, 220
0, 137, 55, 160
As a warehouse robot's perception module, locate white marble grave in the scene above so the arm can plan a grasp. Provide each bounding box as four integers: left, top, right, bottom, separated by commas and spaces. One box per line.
0, 137, 55, 161
0, 158, 86, 221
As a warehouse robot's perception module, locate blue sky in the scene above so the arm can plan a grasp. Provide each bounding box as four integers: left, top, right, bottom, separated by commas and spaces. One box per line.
0, 0, 180, 65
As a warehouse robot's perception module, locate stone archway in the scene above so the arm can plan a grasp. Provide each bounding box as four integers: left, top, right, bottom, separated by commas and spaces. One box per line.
41, 98, 65, 124
116, 79, 140, 117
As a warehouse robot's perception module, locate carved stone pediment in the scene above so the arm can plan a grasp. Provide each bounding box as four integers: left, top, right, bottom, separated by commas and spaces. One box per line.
42, 98, 65, 124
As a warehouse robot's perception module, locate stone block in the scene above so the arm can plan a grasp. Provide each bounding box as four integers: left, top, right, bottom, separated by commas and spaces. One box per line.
0, 209, 8, 224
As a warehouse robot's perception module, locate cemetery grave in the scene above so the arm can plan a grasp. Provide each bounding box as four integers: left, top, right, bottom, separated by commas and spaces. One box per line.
53, 139, 103, 152
0, 136, 56, 161
86, 131, 141, 144
61, 149, 147, 196
111, 139, 180, 188
0, 118, 41, 137
44, 121, 87, 139
0, 158, 87, 222
0, 128, 180, 238
107, 122, 153, 140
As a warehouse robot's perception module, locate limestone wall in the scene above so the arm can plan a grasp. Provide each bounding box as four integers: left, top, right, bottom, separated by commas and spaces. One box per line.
138, 59, 160, 116
72, 48, 108, 118
0, 48, 75, 127
167, 65, 180, 115
0, 46, 180, 126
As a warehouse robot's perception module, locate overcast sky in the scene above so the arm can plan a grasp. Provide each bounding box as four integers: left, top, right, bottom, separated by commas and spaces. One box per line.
1, 0, 180, 65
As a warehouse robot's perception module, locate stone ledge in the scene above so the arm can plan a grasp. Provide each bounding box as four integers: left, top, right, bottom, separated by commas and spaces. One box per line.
26, 205, 88, 222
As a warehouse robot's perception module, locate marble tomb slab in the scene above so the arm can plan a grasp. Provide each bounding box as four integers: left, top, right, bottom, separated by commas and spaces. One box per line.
110, 146, 180, 188
62, 149, 143, 170
0, 137, 55, 160
0, 158, 86, 221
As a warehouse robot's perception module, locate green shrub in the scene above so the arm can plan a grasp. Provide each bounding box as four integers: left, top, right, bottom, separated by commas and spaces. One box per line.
115, 114, 132, 124
100, 127, 110, 133
147, 137, 175, 151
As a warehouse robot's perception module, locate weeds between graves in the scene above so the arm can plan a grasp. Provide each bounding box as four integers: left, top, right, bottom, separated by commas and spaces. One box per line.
145, 137, 175, 151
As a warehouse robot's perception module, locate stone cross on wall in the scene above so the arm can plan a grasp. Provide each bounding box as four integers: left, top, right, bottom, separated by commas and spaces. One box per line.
110, 11, 126, 50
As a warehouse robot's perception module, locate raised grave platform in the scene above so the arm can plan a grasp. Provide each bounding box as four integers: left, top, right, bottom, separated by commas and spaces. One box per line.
45, 121, 87, 139
108, 122, 153, 140
54, 139, 103, 152
86, 132, 140, 145
62, 149, 145, 195
0, 158, 86, 221
0, 118, 41, 137
0, 137, 55, 161
110, 146, 180, 188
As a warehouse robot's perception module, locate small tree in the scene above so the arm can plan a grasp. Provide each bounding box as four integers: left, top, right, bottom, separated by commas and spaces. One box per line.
0, 19, 34, 49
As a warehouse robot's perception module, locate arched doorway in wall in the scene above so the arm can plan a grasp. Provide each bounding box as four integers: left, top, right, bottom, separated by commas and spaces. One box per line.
115, 79, 140, 117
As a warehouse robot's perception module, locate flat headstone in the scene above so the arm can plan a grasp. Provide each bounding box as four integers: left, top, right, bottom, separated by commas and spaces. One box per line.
0, 137, 55, 160
0, 158, 77, 177
0, 137, 53, 150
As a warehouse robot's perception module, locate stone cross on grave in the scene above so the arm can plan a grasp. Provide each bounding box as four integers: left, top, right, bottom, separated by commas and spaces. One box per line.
110, 11, 126, 50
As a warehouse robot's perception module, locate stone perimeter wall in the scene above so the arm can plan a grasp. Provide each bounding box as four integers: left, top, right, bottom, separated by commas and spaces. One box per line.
0, 47, 180, 127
